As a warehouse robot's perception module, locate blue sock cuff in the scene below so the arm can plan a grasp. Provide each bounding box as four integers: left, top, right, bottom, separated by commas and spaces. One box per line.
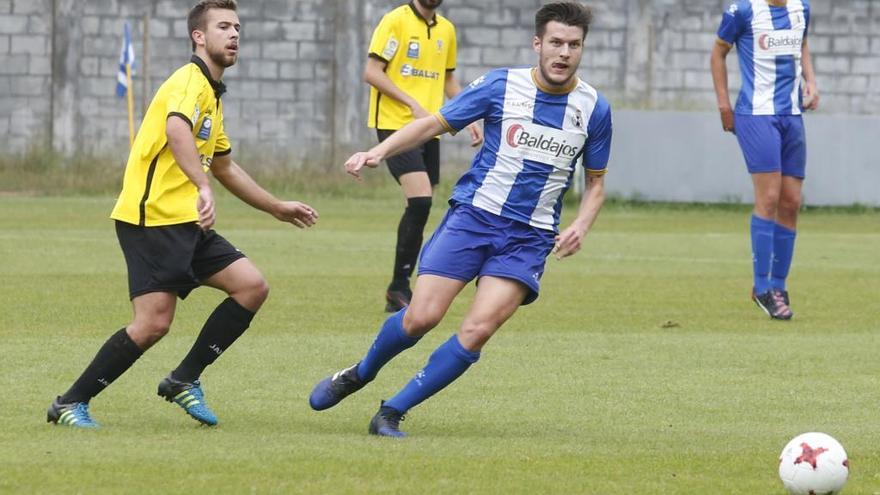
773, 222, 796, 237
448, 335, 480, 364
751, 214, 775, 229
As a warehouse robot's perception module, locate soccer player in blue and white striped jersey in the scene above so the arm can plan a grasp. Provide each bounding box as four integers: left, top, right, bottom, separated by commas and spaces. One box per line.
309, 2, 611, 437
711, 0, 818, 320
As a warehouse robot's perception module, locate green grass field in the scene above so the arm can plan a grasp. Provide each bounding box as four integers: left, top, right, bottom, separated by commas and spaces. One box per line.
1, 193, 878, 494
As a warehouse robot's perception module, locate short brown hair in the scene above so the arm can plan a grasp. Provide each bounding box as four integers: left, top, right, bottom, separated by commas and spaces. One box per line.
535, 2, 593, 40
187, 0, 238, 51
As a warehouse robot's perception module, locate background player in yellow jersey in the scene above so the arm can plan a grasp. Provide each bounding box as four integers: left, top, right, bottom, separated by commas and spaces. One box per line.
46, 0, 318, 428
365, 0, 483, 312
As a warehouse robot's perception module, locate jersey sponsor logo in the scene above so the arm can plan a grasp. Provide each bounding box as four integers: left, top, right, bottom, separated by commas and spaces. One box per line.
468, 75, 486, 88
755, 29, 803, 58
407, 39, 420, 59
382, 37, 399, 60
400, 64, 440, 80
505, 122, 585, 168
196, 116, 213, 140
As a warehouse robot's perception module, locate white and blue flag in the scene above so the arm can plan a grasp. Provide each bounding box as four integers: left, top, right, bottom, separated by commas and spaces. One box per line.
116, 22, 135, 98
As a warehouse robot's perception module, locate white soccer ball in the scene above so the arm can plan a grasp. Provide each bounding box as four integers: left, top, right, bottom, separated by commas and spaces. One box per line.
779, 432, 849, 494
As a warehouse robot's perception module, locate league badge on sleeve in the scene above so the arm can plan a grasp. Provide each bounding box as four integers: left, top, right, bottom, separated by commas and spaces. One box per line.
197, 117, 213, 140
382, 37, 399, 60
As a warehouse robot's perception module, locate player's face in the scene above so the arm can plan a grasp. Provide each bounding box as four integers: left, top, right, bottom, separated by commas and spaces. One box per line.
197, 9, 241, 68
417, 0, 443, 10
533, 21, 585, 88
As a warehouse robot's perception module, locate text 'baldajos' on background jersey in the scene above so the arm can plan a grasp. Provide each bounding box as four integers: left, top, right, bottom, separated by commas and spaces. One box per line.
111, 56, 231, 227
367, 3, 457, 130
436, 67, 612, 233
717, 0, 811, 116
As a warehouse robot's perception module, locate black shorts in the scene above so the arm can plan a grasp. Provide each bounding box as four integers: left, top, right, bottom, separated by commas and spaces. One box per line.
377, 129, 440, 186
115, 221, 246, 300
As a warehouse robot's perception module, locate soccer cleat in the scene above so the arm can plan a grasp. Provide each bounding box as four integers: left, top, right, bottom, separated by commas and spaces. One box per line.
385, 288, 412, 313
47, 397, 100, 429
157, 376, 218, 426
309, 363, 366, 411
752, 289, 793, 320
368, 402, 406, 438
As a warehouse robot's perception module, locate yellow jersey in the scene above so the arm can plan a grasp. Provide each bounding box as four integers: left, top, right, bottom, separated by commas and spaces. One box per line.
367, 2, 457, 130
111, 55, 231, 227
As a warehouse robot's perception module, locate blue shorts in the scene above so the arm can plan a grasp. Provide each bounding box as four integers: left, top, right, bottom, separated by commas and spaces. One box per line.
733, 114, 806, 178
418, 203, 555, 305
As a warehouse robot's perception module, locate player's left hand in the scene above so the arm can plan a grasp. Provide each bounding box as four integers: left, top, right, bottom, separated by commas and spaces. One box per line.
552, 225, 587, 260
273, 201, 319, 228
803, 80, 819, 111
344, 151, 382, 180
467, 123, 484, 147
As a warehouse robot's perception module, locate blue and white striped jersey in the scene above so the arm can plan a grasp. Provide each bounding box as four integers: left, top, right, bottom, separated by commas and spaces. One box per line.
717, 0, 811, 115
436, 67, 612, 232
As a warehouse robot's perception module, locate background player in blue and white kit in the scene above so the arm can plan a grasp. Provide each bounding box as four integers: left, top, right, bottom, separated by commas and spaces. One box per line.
711, 0, 818, 320
309, 2, 611, 437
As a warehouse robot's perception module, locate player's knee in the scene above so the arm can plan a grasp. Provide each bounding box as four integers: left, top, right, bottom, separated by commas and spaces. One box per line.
406, 196, 432, 224
237, 276, 269, 311
129, 320, 171, 347
458, 322, 496, 350
779, 192, 802, 213
402, 307, 441, 336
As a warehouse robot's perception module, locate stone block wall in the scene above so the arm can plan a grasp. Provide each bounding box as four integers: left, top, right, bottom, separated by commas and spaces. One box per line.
1, 0, 877, 165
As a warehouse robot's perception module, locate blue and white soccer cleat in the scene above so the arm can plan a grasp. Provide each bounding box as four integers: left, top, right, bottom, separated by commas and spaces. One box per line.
309, 362, 366, 411
157, 376, 218, 426
368, 402, 406, 438
47, 397, 100, 429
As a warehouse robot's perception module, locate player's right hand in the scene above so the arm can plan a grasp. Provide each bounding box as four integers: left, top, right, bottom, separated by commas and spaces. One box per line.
344, 151, 382, 180
719, 107, 735, 134
196, 185, 215, 231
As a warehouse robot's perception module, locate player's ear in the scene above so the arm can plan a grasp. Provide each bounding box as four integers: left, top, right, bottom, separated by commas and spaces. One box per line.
532, 35, 541, 53
192, 28, 206, 49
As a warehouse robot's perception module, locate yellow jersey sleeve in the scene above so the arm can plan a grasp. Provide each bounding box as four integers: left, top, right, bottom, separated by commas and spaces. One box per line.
165, 70, 205, 128
214, 111, 231, 156
368, 12, 400, 62
446, 24, 457, 71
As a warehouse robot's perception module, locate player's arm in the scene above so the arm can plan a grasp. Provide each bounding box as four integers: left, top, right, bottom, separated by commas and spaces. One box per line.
363, 56, 429, 119
553, 174, 605, 260
345, 115, 446, 180
444, 72, 483, 147
710, 39, 735, 133
801, 38, 819, 110
166, 115, 215, 230
209, 154, 317, 228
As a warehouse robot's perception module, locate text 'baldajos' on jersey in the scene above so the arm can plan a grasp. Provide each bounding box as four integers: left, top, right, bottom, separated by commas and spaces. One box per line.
111, 55, 231, 227
717, 0, 811, 116
367, 3, 457, 130
436, 68, 612, 233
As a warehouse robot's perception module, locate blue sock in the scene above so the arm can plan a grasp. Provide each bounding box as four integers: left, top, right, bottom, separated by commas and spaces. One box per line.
356, 309, 420, 383
750, 214, 775, 294
771, 223, 796, 290
384, 334, 480, 414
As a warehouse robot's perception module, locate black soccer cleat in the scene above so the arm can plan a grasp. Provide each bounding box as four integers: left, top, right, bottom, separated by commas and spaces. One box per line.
308, 363, 366, 411
368, 402, 406, 438
385, 287, 412, 313
752, 289, 793, 320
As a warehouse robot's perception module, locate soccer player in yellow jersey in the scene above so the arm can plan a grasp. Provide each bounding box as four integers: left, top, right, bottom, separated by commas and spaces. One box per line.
365, 0, 483, 312
46, 0, 318, 429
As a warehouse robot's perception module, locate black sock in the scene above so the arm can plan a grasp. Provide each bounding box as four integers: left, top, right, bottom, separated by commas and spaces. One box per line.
171, 297, 255, 383
391, 196, 432, 289
60, 328, 144, 404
